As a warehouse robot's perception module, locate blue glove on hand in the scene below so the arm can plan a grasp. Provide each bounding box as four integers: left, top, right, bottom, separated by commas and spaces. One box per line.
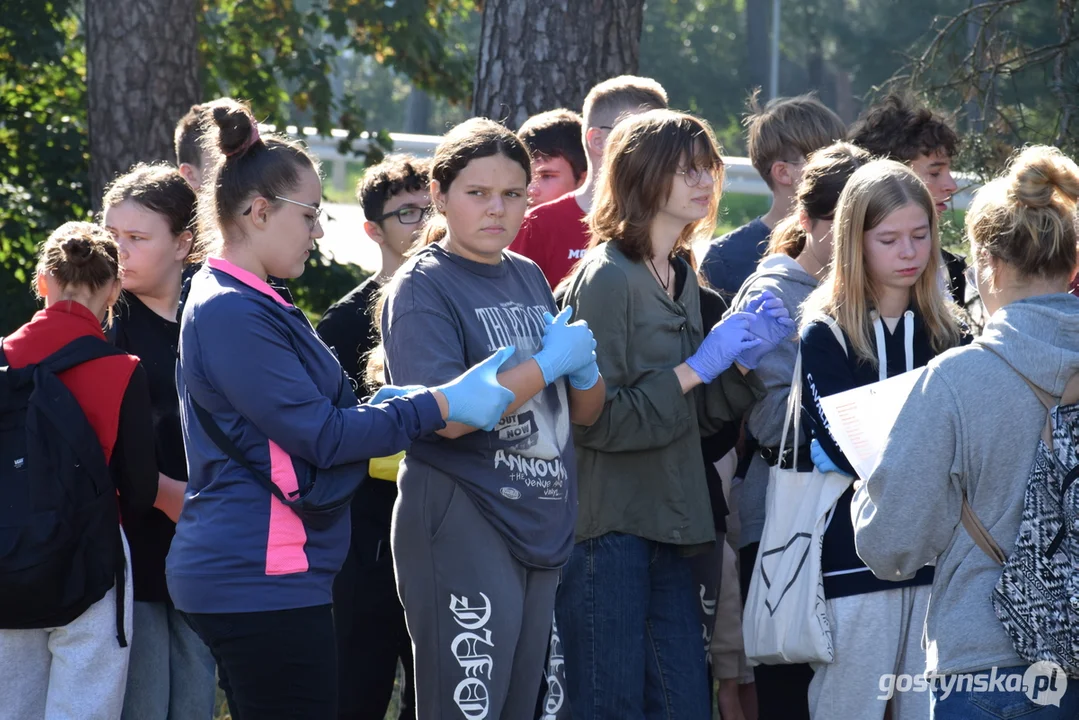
534, 307, 598, 386
567, 360, 600, 391
736, 290, 798, 370
433, 346, 517, 431
810, 439, 854, 477
368, 384, 425, 405
685, 312, 762, 383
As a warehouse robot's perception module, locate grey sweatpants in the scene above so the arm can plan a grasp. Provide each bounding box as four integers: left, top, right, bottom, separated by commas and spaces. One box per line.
392, 464, 560, 720
808, 584, 931, 720
0, 530, 134, 719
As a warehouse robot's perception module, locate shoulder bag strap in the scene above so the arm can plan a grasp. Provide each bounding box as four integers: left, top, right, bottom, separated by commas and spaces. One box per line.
188, 397, 296, 506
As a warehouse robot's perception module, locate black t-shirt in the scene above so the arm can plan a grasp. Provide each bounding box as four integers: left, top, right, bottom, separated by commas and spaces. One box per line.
316, 276, 382, 397
110, 291, 186, 603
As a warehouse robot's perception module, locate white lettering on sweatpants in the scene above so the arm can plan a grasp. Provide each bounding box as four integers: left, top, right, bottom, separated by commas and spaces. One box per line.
450, 593, 493, 719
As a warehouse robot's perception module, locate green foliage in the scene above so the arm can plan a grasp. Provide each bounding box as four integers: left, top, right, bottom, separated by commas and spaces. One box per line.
640, 0, 752, 154
199, 0, 477, 161
291, 245, 371, 321
717, 191, 770, 232
893, 0, 1079, 178
0, 1, 88, 334
0, 0, 477, 333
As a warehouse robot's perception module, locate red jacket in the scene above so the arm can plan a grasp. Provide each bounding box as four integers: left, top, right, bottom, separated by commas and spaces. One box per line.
4, 301, 139, 463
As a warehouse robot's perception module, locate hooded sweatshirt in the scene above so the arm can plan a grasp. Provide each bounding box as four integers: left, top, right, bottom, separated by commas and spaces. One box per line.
730, 253, 819, 549
853, 293, 1079, 676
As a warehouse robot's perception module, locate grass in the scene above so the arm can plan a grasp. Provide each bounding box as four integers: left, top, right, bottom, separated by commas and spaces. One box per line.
323, 160, 372, 204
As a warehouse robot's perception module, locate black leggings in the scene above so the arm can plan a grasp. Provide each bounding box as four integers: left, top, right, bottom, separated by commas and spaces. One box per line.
739, 542, 814, 720
184, 604, 337, 720
334, 478, 414, 720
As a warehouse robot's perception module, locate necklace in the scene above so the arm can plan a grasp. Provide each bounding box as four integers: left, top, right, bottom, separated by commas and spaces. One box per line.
649, 256, 671, 293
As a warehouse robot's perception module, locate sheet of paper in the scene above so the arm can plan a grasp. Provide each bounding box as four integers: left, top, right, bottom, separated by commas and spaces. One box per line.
818, 368, 925, 479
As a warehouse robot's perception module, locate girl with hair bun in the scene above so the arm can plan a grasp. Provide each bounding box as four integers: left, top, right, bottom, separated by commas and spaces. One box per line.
853, 145, 1079, 717
101, 163, 218, 720
0, 222, 159, 718
170, 99, 518, 718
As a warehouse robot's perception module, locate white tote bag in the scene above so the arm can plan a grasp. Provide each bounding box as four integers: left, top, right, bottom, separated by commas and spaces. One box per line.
742, 349, 851, 666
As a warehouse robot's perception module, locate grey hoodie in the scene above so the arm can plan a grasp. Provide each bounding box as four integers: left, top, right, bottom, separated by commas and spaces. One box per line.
853, 293, 1079, 676
731, 253, 819, 549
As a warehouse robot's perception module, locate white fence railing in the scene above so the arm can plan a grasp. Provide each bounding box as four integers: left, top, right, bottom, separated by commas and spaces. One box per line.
283, 127, 977, 210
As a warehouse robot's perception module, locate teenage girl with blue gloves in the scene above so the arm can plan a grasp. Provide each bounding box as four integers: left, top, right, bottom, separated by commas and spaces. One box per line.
379, 117, 605, 720
168, 99, 516, 720
557, 109, 794, 720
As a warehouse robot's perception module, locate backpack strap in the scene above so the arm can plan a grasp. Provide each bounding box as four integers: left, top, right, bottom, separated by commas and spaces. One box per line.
40, 335, 128, 374
823, 317, 847, 356
960, 495, 1006, 566
960, 346, 1079, 567
188, 397, 297, 507
979, 345, 1068, 449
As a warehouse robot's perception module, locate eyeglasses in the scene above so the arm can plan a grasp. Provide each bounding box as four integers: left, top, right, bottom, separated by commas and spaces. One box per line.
373, 204, 432, 226
242, 196, 323, 230
675, 166, 720, 187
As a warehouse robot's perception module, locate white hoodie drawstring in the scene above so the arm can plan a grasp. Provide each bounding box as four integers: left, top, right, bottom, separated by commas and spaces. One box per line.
903, 310, 915, 373
872, 310, 916, 381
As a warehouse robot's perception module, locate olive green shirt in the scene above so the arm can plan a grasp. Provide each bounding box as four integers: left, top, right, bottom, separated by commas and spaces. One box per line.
564, 243, 763, 546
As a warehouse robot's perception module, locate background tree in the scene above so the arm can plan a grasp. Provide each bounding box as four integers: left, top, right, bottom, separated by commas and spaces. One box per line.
472, 0, 646, 127
86, 0, 200, 209
1, 1, 88, 333
889, 0, 1078, 177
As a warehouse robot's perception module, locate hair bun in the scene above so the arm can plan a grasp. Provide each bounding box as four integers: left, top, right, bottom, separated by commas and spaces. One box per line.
1010, 146, 1079, 210
60, 236, 94, 267
212, 101, 259, 158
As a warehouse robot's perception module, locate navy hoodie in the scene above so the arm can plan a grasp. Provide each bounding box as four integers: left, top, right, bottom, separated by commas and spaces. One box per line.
167, 258, 445, 614
799, 308, 964, 598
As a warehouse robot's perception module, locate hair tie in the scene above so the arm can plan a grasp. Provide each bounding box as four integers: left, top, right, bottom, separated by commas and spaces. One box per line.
227, 119, 261, 158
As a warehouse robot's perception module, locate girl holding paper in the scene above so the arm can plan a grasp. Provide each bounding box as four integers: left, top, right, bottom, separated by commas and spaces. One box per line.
798, 159, 966, 720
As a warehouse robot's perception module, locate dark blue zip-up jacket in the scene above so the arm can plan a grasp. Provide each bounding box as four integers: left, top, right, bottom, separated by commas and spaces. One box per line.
800, 309, 939, 599
167, 258, 445, 614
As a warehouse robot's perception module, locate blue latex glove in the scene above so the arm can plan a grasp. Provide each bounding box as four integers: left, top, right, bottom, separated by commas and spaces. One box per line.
567, 360, 600, 391
810, 439, 854, 477
534, 307, 598, 385
433, 346, 517, 431
685, 312, 762, 383
367, 384, 425, 405
736, 290, 798, 370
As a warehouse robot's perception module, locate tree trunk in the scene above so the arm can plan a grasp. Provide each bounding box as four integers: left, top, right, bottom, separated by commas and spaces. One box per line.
473, 0, 646, 129
86, 0, 199, 210
745, 0, 770, 95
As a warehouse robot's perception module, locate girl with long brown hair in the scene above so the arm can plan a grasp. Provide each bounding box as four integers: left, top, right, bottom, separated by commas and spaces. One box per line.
557, 109, 794, 719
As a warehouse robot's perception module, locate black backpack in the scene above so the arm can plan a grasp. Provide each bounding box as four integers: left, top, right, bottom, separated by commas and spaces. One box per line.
0, 335, 130, 647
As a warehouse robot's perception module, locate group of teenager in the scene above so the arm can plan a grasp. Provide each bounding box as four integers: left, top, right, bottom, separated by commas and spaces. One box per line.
0, 68, 1076, 720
